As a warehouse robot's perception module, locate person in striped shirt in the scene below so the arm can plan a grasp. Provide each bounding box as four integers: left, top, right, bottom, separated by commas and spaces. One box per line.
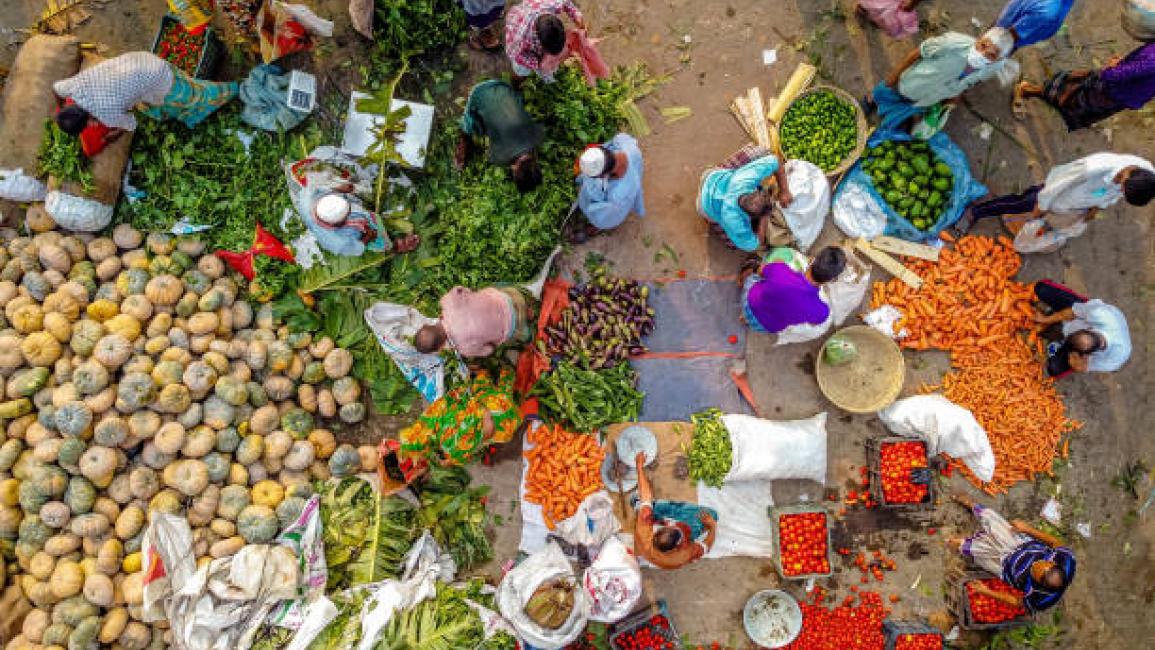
948, 493, 1076, 613
504, 0, 585, 82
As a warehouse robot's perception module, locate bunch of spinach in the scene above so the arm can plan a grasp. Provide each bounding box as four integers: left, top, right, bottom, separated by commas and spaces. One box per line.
372, 0, 465, 60
415, 466, 494, 571
38, 120, 93, 191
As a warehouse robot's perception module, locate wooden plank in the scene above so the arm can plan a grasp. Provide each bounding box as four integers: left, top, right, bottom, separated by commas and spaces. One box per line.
855, 239, 923, 289
870, 235, 940, 262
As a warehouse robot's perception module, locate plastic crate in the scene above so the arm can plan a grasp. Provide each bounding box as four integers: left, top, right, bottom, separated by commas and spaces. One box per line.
609, 600, 683, 650
150, 14, 225, 80
865, 437, 935, 509
883, 620, 944, 650
944, 569, 1032, 631
768, 504, 833, 581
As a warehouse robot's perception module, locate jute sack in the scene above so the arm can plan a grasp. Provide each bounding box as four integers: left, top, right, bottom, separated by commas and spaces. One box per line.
0, 35, 81, 201
46, 51, 134, 231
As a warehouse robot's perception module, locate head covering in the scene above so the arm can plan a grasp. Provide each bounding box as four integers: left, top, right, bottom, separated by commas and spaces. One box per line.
579, 146, 610, 177
983, 27, 1015, 59
315, 194, 351, 225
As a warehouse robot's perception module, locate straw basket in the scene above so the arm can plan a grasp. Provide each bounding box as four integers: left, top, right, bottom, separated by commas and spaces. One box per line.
777, 85, 869, 180
815, 326, 904, 413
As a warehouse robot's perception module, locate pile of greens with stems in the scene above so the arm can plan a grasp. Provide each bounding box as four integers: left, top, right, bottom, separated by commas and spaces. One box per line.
372, 0, 465, 61
38, 119, 93, 191
116, 107, 317, 299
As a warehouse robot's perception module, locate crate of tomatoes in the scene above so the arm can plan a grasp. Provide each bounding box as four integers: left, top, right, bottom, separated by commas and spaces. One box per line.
151, 14, 225, 79
609, 600, 683, 650
769, 504, 833, 580
945, 570, 1032, 631
866, 437, 935, 509
882, 620, 943, 650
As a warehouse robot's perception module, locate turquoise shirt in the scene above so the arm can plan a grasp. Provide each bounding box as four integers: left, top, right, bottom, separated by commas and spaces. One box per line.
698, 155, 780, 252
897, 32, 1004, 107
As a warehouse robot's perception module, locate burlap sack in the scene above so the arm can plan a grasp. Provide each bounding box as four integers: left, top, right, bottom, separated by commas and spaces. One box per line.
0, 34, 81, 175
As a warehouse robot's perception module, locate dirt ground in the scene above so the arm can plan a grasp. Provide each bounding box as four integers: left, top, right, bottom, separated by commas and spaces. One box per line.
4, 0, 1155, 647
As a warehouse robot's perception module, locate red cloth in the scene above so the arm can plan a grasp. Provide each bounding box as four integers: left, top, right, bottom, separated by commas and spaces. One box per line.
514, 278, 572, 395
215, 223, 295, 280
58, 98, 112, 158
564, 29, 609, 86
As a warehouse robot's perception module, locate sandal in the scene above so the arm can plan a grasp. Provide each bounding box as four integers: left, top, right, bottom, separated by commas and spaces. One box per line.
1011, 82, 1029, 120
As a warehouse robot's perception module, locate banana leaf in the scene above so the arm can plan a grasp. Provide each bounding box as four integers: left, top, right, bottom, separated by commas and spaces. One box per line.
297, 252, 392, 295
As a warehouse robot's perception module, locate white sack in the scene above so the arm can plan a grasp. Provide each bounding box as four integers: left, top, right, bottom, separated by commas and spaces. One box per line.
833, 182, 887, 239
721, 412, 828, 484
879, 394, 996, 482
780, 160, 830, 252
44, 189, 113, 231
496, 541, 590, 650
698, 480, 775, 559
582, 536, 642, 623
555, 491, 621, 548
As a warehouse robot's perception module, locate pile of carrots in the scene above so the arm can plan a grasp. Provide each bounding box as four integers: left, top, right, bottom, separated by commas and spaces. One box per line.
870, 234, 1080, 493
523, 423, 605, 529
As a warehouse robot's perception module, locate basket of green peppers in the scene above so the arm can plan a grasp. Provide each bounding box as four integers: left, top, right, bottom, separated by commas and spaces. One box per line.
778, 86, 868, 178
860, 140, 955, 232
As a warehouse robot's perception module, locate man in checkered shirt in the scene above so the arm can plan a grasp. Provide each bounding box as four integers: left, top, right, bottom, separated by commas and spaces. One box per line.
504, 0, 585, 82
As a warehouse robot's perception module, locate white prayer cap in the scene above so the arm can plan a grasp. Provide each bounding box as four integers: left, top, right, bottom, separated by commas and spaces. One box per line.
983, 27, 1015, 58
579, 147, 609, 178
315, 194, 351, 225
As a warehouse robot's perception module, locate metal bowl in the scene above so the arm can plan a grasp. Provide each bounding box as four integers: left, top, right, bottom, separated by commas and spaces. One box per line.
743, 589, 803, 648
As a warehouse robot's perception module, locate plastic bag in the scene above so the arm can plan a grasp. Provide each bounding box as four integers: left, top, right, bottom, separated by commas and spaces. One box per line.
44, 189, 114, 232
266, 496, 327, 629
582, 536, 642, 623
834, 129, 987, 242
825, 249, 871, 326
823, 334, 858, 366
1012, 218, 1086, 254
910, 103, 955, 140
555, 491, 621, 548
863, 304, 908, 339
496, 541, 590, 650
0, 169, 47, 202
832, 181, 887, 239
257, 0, 334, 64
780, 159, 830, 252
879, 395, 996, 482
721, 412, 829, 484
1124, 0, 1155, 40
140, 513, 197, 623
364, 302, 454, 404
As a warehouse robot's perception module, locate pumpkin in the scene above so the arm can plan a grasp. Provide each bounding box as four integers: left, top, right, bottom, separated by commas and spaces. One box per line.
11, 303, 45, 333
324, 348, 354, 378
231, 301, 254, 329
245, 340, 267, 370
201, 395, 235, 430
197, 255, 225, 279
20, 514, 53, 549
262, 430, 293, 461
307, 336, 335, 359
146, 312, 172, 338
115, 268, 149, 297
142, 275, 181, 307
69, 512, 109, 538
127, 410, 161, 440
57, 438, 87, 468
301, 362, 326, 385
76, 446, 115, 489
145, 232, 174, 255
115, 373, 155, 413
225, 338, 248, 360
0, 280, 15, 307
198, 289, 226, 312
44, 532, 81, 556
0, 502, 23, 537
235, 434, 263, 465
181, 269, 211, 295
139, 442, 175, 471
0, 334, 24, 372
119, 294, 153, 322
276, 496, 307, 528
162, 459, 209, 497
84, 238, 116, 263
188, 311, 219, 335
155, 383, 192, 414
82, 572, 114, 607
21, 271, 51, 301
55, 401, 93, 438
114, 506, 146, 542
69, 321, 105, 357
9, 368, 49, 399
44, 623, 74, 646
283, 440, 315, 471
50, 559, 84, 599
150, 359, 184, 387
203, 452, 230, 483
247, 381, 269, 407
181, 425, 216, 458
263, 376, 294, 401
209, 535, 245, 559
38, 244, 71, 273
104, 313, 141, 341
128, 468, 159, 501
214, 375, 248, 407
267, 341, 293, 372
215, 427, 241, 453
201, 351, 229, 374
339, 402, 367, 424
83, 386, 115, 415
329, 445, 361, 477
92, 416, 128, 448
168, 325, 190, 349
307, 429, 337, 460
43, 292, 81, 320
112, 224, 142, 250
280, 408, 314, 439
188, 484, 220, 527
72, 361, 110, 396
63, 477, 96, 514
331, 377, 363, 406
39, 501, 71, 529
99, 607, 128, 645
95, 257, 123, 282
298, 384, 317, 412
93, 334, 133, 369
228, 359, 251, 382
144, 335, 170, 356
237, 505, 278, 544
153, 423, 185, 455
51, 384, 79, 408
148, 255, 182, 277
217, 485, 250, 521
23, 609, 50, 643
176, 237, 206, 257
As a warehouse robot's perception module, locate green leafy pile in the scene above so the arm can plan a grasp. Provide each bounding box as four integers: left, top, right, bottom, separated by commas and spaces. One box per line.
117, 108, 315, 296
319, 477, 418, 591
415, 466, 493, 570
38, 119, 93, 191
372, 0, 466, 60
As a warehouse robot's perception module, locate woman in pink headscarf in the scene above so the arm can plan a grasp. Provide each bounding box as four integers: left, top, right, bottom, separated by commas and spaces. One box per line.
857, 0, 926, 39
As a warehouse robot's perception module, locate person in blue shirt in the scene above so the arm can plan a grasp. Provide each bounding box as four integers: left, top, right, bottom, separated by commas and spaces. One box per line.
696, 152, 793, 252
570, 133, 646, 242
996, 0, 1076, 51
947, 493, 1076, 614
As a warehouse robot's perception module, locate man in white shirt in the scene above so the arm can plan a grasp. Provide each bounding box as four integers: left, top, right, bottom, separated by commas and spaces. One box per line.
966, 153, 1155, 252
1032, 280, 1131, 378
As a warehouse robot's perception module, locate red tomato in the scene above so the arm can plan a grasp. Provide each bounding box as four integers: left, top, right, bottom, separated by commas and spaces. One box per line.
783, 591, 887, 649
727, 335, 738, 344
965, 579, 1027, 623
893, 633, 943, 650
778, 512, 830, 576
878, 441, 930, 504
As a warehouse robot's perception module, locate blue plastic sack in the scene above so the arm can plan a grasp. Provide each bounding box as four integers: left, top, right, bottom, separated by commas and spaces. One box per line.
834, 128, 987, 242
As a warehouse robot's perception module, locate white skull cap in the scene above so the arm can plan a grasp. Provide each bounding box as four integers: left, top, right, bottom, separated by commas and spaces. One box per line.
315, 194, 351, 225
579, 147, 609, 178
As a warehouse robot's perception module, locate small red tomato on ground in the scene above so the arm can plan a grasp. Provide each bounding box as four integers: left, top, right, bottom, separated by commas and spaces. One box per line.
927, 527, 937, 535
677, 269, 687, 278
728, 335, 738, 344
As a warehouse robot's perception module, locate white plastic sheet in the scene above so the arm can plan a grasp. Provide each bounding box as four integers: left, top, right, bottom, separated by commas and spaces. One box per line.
832, 182, 887, 239
699, 480, 775, 559
780, 160, 830, 252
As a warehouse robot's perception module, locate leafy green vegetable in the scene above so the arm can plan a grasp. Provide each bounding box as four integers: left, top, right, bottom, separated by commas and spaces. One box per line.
415, 466, 493, 571
319, 477, 418, 591
38, 120, 93, 191
688, 408, 732, 488
371, 0, 466, 60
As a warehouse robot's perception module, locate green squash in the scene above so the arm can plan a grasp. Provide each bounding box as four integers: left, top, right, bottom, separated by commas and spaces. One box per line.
339, 402, 367, 424
18, 515, 52, 550
55, 402, 94, 438
215, 427, 242, 453
279, 408, 314, 440
275, 496, 307, 528
9, 367, 50, 397
115, 373, 156, 413
214, 376, 249, 407
328, 445, 361, 478
63, 477, 97, 514
181, 269, 212, 295
301, 361, 326, 385
56, 438, 87, 468
116, 268, 150, 296
52, 595, 99, 626
237, 505, 279, 544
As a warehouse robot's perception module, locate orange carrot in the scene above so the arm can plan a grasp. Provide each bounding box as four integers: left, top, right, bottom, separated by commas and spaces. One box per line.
523, 423, 605, 529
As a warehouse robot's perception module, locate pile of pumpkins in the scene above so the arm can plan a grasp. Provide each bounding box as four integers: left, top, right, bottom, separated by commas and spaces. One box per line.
0, 225, 380, 649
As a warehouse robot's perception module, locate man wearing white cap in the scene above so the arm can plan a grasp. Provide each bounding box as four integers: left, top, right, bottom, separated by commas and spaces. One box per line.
572, 133, 645, 242
305, 188, 419, 257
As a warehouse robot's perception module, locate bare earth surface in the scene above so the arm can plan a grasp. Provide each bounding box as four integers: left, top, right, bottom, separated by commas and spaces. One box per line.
3, 0, 1154, 647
